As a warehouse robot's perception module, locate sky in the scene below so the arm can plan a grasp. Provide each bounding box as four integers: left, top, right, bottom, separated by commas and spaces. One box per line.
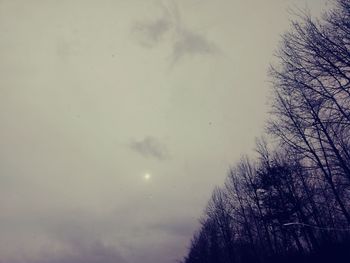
0, 0, 330, 262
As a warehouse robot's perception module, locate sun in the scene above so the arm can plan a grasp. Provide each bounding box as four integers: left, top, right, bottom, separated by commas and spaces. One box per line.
143, 173, 151, 180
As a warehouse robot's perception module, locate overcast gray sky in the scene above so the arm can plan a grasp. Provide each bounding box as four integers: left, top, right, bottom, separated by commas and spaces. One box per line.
0, 0, 329, 262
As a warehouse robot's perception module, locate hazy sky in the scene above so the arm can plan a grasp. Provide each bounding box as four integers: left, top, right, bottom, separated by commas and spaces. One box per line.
0, 0, 329, 262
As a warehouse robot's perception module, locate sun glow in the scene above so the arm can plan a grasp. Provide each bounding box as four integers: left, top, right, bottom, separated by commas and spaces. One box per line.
144, 173, 151, 180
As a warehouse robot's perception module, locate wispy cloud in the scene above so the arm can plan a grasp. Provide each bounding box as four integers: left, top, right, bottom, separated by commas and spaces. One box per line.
132, 17, 172, 48
129, 136, 169, 160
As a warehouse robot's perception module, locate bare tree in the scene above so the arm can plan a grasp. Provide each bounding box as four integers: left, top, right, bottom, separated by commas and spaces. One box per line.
182, 2, 350, 263
269, 0, 350, 224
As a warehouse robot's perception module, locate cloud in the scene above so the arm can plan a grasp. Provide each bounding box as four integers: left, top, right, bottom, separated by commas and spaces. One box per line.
150, 221, 196, 237
131, 0, 218, 62
131, 2, 173, 48
132, 17, 172, 47
0, 210, 127, 263
129, 136, 169, 160
172, 28, 218, 63
0, 238, 127, 263
36, 240, 127, 263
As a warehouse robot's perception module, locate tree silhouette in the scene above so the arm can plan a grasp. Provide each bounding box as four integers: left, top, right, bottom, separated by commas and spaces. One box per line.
181, 1, 350, 263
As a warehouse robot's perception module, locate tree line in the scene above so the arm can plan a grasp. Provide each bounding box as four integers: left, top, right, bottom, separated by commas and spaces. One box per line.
181, 1, 350, 262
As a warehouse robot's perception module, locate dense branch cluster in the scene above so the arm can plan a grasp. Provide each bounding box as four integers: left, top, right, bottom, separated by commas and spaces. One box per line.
181, 1, 350, 262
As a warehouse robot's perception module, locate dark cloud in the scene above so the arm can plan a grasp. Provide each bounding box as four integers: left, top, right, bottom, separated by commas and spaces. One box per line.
129, 136, 169, 160
172, 28, 218, 62
131, 1, 218, 62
